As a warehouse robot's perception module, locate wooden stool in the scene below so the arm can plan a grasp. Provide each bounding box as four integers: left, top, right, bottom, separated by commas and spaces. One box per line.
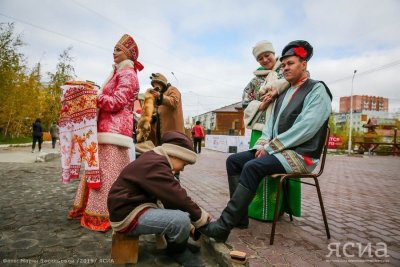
111, 232, 139, 264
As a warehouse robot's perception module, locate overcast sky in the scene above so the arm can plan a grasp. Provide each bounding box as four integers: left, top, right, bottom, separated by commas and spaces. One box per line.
1, 0, 400, 118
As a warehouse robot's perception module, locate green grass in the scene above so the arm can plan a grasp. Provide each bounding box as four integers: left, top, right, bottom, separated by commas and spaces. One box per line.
0, 135, 31, 145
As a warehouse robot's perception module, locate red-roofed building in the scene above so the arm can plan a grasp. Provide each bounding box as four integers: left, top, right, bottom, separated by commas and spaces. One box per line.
192, 102, 244, 136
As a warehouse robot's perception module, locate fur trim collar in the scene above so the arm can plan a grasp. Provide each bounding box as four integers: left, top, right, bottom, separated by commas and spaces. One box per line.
115, 59, 134, 70
97, 132, 133, 148
253, 57, 281, 76
99, 59, 135, 92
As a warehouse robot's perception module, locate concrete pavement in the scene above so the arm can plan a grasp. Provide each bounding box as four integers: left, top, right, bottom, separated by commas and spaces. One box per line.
0, 143, 400, 266
0, 142, 60, 163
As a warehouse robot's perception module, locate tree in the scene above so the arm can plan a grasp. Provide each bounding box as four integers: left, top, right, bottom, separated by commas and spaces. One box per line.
0, 22, 29, 137
0, 23, 25, 95
0, 22, 76, 140
43, 47, 76, 129
328, 113, 337, 135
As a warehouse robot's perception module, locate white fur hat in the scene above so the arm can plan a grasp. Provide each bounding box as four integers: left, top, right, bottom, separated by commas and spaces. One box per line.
252, 41, 275, 59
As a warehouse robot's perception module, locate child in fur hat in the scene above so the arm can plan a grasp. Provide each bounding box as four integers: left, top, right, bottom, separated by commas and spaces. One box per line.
107, 131, 209, 267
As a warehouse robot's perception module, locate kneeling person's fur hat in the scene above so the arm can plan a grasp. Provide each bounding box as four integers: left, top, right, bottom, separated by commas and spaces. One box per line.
161, 131, 197, 164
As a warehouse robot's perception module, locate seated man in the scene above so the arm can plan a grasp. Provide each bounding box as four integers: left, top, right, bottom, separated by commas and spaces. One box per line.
107, 131, 209, 267
198, 40, 332, 242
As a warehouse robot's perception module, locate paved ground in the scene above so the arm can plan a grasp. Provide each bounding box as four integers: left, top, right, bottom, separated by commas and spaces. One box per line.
182, 150, 400, 267
0, 143, 400, 266
0, 142, 59, 163
0, 143, 219, 267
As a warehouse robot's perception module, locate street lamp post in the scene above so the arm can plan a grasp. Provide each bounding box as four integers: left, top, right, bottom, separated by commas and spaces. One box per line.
348, 70, 357, 155
171, 72, 179, 86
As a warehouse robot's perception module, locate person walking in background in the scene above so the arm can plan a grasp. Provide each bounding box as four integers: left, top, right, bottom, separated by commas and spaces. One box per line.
32, 118, 43, 153
192, 121, 205, 154
49, 121, 59, 149
67, 33, 143, 231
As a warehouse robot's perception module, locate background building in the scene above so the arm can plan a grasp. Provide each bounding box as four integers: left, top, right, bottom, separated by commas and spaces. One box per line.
340, 95, 388, 113
332, 110, 393, 133
192, 102, 244, 135
334, 95, 390, 133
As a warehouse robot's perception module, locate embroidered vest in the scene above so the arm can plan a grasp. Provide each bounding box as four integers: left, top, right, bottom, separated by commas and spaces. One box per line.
273, 79, 332, 158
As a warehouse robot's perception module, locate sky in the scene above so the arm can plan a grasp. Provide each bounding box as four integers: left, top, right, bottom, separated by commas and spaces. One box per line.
1, 0, 400, 119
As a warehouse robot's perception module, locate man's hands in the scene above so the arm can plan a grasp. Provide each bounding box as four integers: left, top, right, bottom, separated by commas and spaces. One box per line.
255, 147, 268, 158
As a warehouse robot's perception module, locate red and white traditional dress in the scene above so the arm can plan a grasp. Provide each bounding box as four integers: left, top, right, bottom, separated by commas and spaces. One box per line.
68, 59, 140, 231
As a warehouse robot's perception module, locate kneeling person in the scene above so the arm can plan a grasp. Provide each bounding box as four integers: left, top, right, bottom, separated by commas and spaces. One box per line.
107, 131, 209, 267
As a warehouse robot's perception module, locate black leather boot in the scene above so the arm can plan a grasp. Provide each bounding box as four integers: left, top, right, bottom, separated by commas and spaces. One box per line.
228, 175, 249, 229
166, 238, 205, 267
199, 184, 254, 242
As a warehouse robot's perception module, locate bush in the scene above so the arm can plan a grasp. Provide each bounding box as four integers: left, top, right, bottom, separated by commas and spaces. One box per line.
0, 134, 31, 144
374, 145, 393, 155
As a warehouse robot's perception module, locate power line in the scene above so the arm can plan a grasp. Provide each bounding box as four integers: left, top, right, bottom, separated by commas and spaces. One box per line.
361, 60, 400, 75
182, 91, 239, 100
67, 1, 239, 89
328, 60, 400, 84
0, 12, 180, 71
0, 12, 237, 89
0, 13, 109, 52
69, 0, 184, 61
2, 11, 400, 96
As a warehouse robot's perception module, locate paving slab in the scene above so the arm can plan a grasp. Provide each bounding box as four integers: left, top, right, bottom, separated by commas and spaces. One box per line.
181, 151, 400, 267
0, 145, 219, 266
0, 144, 399, 266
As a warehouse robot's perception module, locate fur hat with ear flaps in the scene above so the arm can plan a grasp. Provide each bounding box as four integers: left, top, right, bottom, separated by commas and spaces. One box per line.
161, 131, 197, 164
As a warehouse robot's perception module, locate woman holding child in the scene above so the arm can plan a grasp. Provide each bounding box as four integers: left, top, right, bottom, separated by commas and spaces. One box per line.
239, 40, 300, 223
